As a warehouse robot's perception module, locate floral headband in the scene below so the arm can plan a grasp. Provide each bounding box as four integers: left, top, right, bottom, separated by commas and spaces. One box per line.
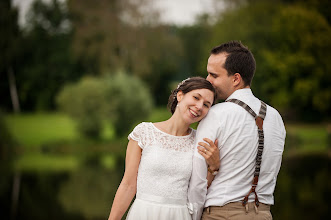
176, 77, 191, 89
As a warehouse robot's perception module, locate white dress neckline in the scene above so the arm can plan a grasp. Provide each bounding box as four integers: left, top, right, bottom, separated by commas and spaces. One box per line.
150, 122, 193, 138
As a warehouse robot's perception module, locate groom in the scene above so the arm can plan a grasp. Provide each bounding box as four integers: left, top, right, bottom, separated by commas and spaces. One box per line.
188, 41, 286, 220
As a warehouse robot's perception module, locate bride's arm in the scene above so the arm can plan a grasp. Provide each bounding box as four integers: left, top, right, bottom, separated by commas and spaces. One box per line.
108, 140, 142, 220
197, 138, 220, 188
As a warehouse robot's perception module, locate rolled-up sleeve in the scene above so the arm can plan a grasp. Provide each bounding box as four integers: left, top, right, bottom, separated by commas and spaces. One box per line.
188, 110, 221, 220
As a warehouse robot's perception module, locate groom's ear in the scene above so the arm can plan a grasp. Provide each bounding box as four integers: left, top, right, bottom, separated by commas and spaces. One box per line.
177, 91, 184, 102
233, 73, 242, 87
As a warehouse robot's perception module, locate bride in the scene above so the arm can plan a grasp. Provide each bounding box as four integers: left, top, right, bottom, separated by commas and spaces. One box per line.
108, 77, 220, 220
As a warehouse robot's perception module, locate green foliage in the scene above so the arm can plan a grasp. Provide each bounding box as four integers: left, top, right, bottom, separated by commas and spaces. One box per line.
268, 6, 331, 117
0, 0, 21, 110
106, 72, 153, 136
207, 1, 331, 121
14, 0, 83, 111
57, 77, 110, 138
177, 19, 213, 79
68, 0, 184, 106
0, 0, 19, 68
57, 72, 153, 138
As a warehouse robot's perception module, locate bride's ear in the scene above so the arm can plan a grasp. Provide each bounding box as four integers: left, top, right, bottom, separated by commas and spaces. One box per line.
177, 91, 184, 102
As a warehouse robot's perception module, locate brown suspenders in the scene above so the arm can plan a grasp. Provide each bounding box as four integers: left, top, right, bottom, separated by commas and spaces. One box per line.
226, 99, 267, 210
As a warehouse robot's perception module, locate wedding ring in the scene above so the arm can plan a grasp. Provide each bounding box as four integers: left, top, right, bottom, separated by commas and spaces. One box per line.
204, 149, 207, 153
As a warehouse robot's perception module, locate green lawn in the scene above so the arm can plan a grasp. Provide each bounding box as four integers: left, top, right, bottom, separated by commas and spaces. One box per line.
5, 111, 329, 152
3, 110, 170, 172
4, 111, 329, 172
4, 113, 117, 148
285, 123, 330, 154
4, 108, 170, 147
5, 113, 80, 148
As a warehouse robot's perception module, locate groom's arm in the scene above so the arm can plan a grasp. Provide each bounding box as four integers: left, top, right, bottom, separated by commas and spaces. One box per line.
188, 110, 221, 220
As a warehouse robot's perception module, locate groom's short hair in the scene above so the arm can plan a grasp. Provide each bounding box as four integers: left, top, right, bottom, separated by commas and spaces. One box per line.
211, 41, 256, 87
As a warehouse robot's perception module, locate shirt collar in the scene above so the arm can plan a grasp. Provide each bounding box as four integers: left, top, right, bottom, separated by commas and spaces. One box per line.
225, 88, 253, 101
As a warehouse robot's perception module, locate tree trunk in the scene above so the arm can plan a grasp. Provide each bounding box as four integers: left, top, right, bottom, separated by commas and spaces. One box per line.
7, 67, 20, 113
8, 66, 21, 220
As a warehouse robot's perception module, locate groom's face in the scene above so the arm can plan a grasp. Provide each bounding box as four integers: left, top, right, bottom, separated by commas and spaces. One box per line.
206, 53, 234, 100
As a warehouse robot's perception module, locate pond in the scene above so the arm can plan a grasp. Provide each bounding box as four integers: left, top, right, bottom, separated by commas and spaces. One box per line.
1, 153, 329, 220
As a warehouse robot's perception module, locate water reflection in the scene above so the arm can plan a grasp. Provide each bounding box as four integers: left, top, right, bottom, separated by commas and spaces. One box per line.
1, 153, 329, 219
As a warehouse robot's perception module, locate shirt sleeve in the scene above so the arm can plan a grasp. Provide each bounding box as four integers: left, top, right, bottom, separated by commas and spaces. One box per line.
188, 110, 222, 220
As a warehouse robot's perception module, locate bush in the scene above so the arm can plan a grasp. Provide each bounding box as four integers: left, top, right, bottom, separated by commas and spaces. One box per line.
105, 72, 153, 136
56, 77, 110, 138
56, 72, 153, 138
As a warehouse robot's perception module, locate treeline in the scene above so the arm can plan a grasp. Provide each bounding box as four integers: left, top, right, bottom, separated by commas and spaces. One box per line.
1, 0, 330, 121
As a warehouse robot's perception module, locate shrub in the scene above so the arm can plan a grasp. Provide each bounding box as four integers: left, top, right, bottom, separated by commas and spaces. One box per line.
105, 72, 153, 136
56, 77, 110, 138
56, 72, 153, 138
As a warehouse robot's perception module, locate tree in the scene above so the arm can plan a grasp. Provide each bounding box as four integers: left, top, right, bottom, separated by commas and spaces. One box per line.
15, 0, 83, 111
68, 0, 163, 75
205, 1, 331, 120
0, 0, 21, 112
261, 5, 331, 120
0, 3, 21, 219
177, 15, 213, 79
68, 0, 184, 105
57, 72, 153, 138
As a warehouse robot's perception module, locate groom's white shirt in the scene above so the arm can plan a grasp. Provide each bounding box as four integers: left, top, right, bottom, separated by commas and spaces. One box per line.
188, 88, 286, 220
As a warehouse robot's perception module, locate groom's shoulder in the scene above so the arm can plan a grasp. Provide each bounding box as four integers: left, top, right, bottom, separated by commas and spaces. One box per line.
210, 101, 240, 112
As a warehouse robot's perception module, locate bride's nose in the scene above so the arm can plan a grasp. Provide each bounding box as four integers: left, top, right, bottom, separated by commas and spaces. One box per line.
195, 101, 203, 110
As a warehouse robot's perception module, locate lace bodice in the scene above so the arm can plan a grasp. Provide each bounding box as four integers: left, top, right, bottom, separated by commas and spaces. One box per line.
129, 122, 196, 201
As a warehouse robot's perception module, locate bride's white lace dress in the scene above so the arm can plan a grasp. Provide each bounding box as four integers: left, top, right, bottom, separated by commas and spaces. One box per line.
126, 122, 196, 220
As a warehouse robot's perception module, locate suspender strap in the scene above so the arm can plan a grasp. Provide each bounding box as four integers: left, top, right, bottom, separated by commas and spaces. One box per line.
226, 99, 267, 208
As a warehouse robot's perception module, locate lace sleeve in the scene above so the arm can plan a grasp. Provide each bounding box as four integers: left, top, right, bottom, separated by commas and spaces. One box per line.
128, 122, 148, 149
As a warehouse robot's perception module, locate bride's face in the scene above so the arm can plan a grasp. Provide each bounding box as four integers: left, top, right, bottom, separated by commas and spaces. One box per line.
176, 88, 214, 124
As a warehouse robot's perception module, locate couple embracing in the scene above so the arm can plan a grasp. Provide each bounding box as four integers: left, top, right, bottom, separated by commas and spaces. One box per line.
108, 41, 286, 220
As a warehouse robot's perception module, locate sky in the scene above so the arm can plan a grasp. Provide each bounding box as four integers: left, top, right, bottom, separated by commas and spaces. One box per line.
12, 0, 216, 26
153, 0, 216, 25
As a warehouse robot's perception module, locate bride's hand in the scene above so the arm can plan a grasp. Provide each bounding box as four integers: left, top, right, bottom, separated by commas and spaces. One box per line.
197, 138, 220, 171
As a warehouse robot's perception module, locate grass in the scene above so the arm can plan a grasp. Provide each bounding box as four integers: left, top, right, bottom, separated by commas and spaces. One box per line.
5, 110, 329, 153
5, 113, 80, 148
285, 123, 330, 154
3, 110, 329, 172
4, 113, 116, 148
